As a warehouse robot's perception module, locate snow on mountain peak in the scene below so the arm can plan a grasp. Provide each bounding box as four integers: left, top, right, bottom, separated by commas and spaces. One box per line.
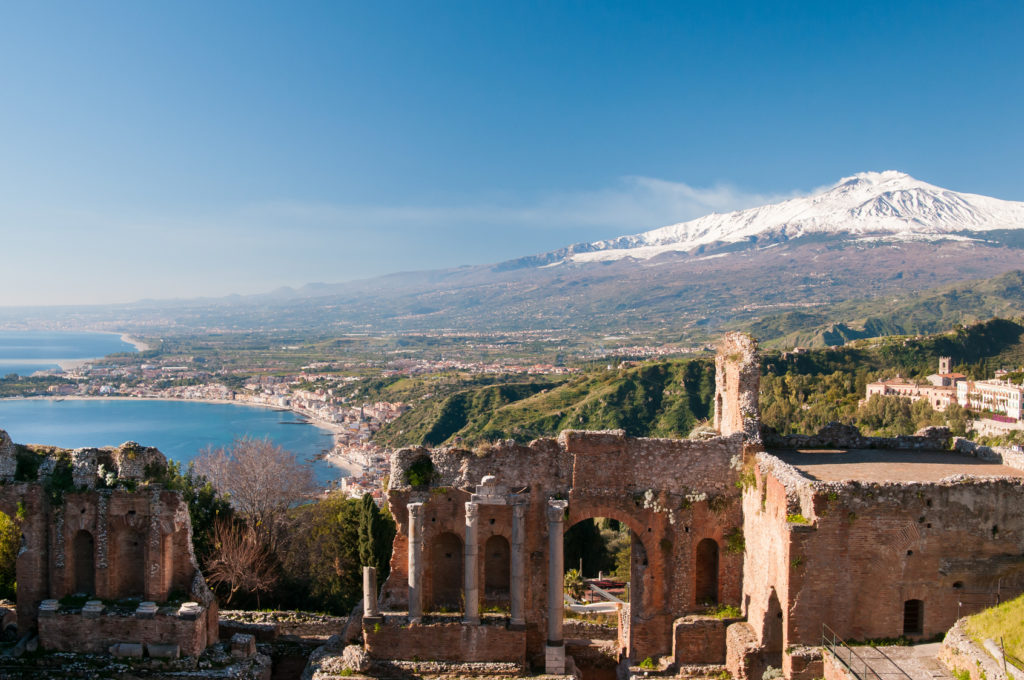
560, 172, 1024, 265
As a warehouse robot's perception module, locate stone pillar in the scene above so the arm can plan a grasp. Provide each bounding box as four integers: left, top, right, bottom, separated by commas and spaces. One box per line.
510, 500, 526, 629
407, 502, 424, 623
463, 502, 480, 624
546, 499, 568, 674
363, 566, 380, 619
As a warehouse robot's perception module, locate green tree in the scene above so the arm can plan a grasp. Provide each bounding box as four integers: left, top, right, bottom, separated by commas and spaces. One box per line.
357, 494, 396, 591
280, 493, 364, 615
0, 512, 17, 600
564, 568, 585, 601
564, 519, 612, 577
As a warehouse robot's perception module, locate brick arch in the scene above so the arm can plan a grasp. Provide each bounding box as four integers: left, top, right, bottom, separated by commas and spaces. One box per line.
563, 499, 666, 660
564, 500, 659, 562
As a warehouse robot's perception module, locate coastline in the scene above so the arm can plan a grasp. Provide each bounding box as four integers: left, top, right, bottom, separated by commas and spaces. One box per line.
120, 334, 150, 352
0, 394, 366, 477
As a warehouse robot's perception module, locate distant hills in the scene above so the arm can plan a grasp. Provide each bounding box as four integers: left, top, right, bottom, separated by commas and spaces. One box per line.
8, 171, 1024, 345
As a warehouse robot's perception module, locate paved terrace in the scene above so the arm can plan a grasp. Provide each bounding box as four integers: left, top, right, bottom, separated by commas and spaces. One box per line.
769, 448, 1024, 483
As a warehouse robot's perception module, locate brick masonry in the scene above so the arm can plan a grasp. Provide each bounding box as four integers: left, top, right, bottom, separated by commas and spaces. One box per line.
0, 438, 217, 656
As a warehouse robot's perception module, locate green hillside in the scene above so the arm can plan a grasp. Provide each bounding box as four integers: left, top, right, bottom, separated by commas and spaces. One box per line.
746, 270, 1024, 348
373, 318, 1024, 448
374, 359, 716, 448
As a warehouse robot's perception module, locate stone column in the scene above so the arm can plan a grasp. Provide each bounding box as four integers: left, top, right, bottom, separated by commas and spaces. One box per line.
546, 499, 568, 674
407, 502, 424, 623
363, 566, 380, 619
463, 501, 480, 624
509, 500, 526, 629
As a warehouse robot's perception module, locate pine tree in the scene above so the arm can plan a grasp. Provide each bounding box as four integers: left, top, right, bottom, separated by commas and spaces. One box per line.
357, 494, 396, 591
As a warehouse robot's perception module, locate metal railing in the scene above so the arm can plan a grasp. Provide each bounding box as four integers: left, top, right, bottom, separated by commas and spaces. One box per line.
822, 624, 883, 680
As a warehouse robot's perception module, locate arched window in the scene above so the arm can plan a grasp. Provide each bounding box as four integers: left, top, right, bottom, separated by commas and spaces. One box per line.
695, 538, 719, 605
73, 530, 95, 595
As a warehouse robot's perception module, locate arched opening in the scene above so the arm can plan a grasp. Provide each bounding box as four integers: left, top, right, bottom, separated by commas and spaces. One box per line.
73, 530, 95, 595
114, 530, 146, 598
903, 599, 923, 636
484, 535, 510, 602
695, 538, 719, 606
564, 517, 634, 678
430, 532, 463, 610
763, 588, 784, 660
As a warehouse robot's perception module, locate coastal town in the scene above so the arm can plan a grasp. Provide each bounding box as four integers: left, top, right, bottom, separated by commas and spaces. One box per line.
9, 338, 596, 503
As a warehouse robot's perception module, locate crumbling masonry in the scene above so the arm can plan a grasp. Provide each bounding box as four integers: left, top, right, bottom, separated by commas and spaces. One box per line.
0, 435, 218, 657
363, 333, 1024, 678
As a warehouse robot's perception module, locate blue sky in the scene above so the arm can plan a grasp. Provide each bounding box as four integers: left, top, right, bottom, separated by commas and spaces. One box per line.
1, 1, 1022, 305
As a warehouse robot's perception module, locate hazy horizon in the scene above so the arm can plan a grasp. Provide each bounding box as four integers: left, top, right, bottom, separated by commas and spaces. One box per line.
2, 1, 1022, 306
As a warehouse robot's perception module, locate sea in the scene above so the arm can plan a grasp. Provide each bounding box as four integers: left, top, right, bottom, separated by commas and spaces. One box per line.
0, 399, 343, 485
0, 330, 343, 485
0, 330, 137, 376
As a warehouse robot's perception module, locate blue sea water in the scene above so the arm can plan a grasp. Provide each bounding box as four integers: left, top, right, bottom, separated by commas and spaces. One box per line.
0, 399, 343, 485
0, 330, 137, 376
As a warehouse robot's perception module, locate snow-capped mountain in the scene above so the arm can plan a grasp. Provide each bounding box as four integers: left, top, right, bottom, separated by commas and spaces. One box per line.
557, 171, 1024, 265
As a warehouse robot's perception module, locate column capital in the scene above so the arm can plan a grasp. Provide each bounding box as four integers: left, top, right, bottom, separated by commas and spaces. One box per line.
407, 502, 424, 517
546, 499, 568, 523
464, 501, 479, 522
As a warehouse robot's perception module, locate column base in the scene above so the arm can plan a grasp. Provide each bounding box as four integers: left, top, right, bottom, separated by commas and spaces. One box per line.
508, 619, 526, 631
463, 616, 480, 625
545, 643, 565, 674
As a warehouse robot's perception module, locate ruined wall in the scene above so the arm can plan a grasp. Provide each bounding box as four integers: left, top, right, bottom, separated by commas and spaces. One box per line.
365, 618, 526, 664
0, 433, 216, 655
380, 430, 748, 663
715, 333, 760, 439
37, 605, 212, 656
742, 449, 1024, 650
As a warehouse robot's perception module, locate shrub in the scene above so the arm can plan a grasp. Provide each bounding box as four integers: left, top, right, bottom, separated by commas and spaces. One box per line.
405, 457, 435, 487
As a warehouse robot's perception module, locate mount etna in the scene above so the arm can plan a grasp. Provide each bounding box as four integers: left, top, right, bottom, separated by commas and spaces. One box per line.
10, 172, 1024, 343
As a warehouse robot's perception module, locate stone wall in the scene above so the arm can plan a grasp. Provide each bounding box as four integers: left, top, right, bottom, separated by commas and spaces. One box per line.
672, 614, 741, 665
763, 422, 952, 451
379, 430, 748, 664
741, 447, 1024, 651
715, 333, 760, 439
0, 432, 215, 657
364, 616, 526, 664
37, 606, 213, 657
939, 618, 1013, 680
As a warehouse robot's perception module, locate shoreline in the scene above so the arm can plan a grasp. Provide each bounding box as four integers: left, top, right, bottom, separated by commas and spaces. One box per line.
119, 333, 151, 352
0, 394, 365, 476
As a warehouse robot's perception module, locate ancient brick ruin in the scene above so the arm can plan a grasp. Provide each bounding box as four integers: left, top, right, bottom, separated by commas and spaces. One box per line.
0, 433, 218, 658
362, 332, 1024, 679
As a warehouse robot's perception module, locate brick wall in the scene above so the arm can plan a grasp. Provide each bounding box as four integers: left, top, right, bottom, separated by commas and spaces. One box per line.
38, 607, 212, 656
672, 614, 740, 664
364, 617, 526, 664
742, 450, 1024, 651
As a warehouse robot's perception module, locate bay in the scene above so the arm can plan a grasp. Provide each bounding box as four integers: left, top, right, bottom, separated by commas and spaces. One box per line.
0, 398, 342, 486
0, 330, 138, 376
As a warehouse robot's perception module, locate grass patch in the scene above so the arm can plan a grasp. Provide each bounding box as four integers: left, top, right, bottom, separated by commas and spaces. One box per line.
705, 603, 742, 619
786, 513, 810, 525
965, 592, 1024, 660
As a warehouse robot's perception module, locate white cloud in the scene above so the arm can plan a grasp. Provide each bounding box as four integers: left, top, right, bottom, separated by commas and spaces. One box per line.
232, 175, 806, 237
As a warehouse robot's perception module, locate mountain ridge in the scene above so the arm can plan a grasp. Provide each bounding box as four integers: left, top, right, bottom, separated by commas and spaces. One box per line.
540, 171, 1024, 265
